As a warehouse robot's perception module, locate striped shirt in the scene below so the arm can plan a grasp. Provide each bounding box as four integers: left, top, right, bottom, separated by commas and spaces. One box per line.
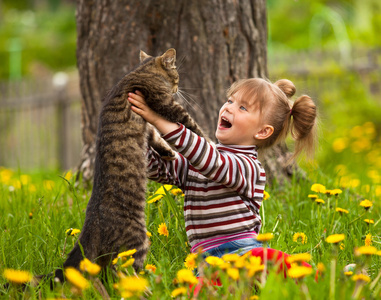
146, 124, 266, 251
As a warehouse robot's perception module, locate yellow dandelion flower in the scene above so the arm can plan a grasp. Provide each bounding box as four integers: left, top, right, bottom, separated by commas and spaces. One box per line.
79, 258, 101, 276
292, 232, 308, 244
158, 223, 169, 237
64, 267, 90, 290
326, 234, 345, 244
171, 188, 184, 196
146, 231, 152, 238
145, 264, 156, 273
364, 219, 374, 224
120, 291, 133, 298
222, 253, 240, 263
176, 269, 198, 285
315, 198, 325, 204
29, 184, 36, 192
332, 138, 348, 153
247, 255, 262, 266
205, 256, 224, 267
234, 259, 245, 269
263, 190, 270, 200
227, 267, 240, 280
360, 199, 373, 210
117, 276, 148, 295
65, 228, 81, 236
287, 266, 312, 279
286, 253, 311, 264
113, 249, 137, 265
43, 180, 55, 190
308, 194, 318, 199
256, 233, 274, 242
355, 246, 377, 256
121, 258, 135, 268
184, 253, 198, 271
250, 296, 259, 300
71, 229, 81, 236
3, 269, 33, 284
245, 256, 265, 278
171, 287, 187, 297
330, 189, 343, 196
311, 183, 326, 193
317, 262, 325, 273
344, 271, 353, 276
147, 194, 164, 203
64, 170, 73, 180
154, 185, 173, 195
118, 249, 137, 258
340, 243, 345, 250
376, 251, 381, 256
0, 167, 13, 185
336, 207, 349, 214
365, 234, 372, 246
352, 274, 371, 283
20, 174, 31, 185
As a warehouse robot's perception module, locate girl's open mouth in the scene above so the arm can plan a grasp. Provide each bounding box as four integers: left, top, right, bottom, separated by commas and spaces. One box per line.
220, 117, 232, 128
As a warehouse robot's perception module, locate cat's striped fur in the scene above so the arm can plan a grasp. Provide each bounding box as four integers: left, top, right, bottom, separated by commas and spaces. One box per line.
52, 48, 206, 281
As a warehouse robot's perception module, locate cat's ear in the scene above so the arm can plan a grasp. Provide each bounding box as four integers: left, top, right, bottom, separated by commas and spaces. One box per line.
161, 48, 176, 69
140, 50, 151, 63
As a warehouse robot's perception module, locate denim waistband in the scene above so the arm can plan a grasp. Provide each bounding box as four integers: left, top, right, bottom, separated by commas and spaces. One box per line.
204, 237, 263, 258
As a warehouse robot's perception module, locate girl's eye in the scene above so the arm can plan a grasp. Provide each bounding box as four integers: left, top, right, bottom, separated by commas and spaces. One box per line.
240, 106, 247, 111
227, 99, 233, 104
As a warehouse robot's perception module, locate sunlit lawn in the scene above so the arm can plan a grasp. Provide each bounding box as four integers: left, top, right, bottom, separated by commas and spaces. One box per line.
0, 162, 380, 299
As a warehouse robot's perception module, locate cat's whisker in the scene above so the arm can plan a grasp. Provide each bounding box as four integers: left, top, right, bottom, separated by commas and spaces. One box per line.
178, 89, 201, 105
176, 90, 202, 111
176, 55, 187, 71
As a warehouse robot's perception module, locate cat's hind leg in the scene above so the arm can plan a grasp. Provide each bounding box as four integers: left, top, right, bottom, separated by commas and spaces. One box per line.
147, 124, 176, 160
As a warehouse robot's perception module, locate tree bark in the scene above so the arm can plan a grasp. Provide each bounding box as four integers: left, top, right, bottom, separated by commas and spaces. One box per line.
76, 0, 296, 185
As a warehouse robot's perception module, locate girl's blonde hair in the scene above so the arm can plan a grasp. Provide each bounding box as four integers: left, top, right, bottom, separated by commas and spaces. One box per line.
227, 78, 317, 160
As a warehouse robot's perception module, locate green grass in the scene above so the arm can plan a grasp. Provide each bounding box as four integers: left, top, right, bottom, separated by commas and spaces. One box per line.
0, 167, 380, 299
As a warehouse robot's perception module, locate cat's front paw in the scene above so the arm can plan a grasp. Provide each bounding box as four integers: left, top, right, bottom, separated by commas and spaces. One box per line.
158, 149, 176, 161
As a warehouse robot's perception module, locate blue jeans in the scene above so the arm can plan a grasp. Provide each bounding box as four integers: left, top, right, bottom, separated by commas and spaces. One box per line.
205, 238, 263, 258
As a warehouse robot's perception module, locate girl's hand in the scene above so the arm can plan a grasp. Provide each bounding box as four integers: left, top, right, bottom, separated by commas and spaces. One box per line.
128, 91, 160, 125
128, 91, 179, 135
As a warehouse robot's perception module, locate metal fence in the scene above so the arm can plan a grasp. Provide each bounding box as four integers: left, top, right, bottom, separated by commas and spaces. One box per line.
0, 73, 82, 171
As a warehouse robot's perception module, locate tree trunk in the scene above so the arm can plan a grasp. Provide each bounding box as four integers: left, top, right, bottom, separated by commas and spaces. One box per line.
76, 0, 297, 185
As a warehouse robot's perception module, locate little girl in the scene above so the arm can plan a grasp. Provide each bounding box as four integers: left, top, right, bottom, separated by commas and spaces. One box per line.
128, 77, 317, 275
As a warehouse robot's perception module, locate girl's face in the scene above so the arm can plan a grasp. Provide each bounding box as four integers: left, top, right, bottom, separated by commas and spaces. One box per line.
215, 90, 265, 146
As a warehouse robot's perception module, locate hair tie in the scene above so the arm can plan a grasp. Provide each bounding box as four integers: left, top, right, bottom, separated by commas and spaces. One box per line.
290, 108, 293, 115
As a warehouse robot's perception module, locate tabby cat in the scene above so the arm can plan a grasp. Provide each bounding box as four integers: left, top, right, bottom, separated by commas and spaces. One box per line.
52, 48, 206, 281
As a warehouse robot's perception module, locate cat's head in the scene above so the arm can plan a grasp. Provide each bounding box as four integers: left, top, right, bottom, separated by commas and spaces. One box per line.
139, 48, 179, 93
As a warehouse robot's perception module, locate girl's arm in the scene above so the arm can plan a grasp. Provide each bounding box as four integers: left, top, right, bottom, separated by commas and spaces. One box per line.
128, 91, 264, 199
128, 91, 188, 189
163, 124, 266, 200
128, 91, 179, 135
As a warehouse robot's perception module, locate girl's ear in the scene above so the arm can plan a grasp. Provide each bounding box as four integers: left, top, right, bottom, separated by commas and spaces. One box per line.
255, 125, 274, 140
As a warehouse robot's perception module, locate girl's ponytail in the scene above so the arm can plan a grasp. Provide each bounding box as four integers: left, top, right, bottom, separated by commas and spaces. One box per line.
250, 78, 317, 162
274, 79, 295, 99
289, 95, 317, 159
